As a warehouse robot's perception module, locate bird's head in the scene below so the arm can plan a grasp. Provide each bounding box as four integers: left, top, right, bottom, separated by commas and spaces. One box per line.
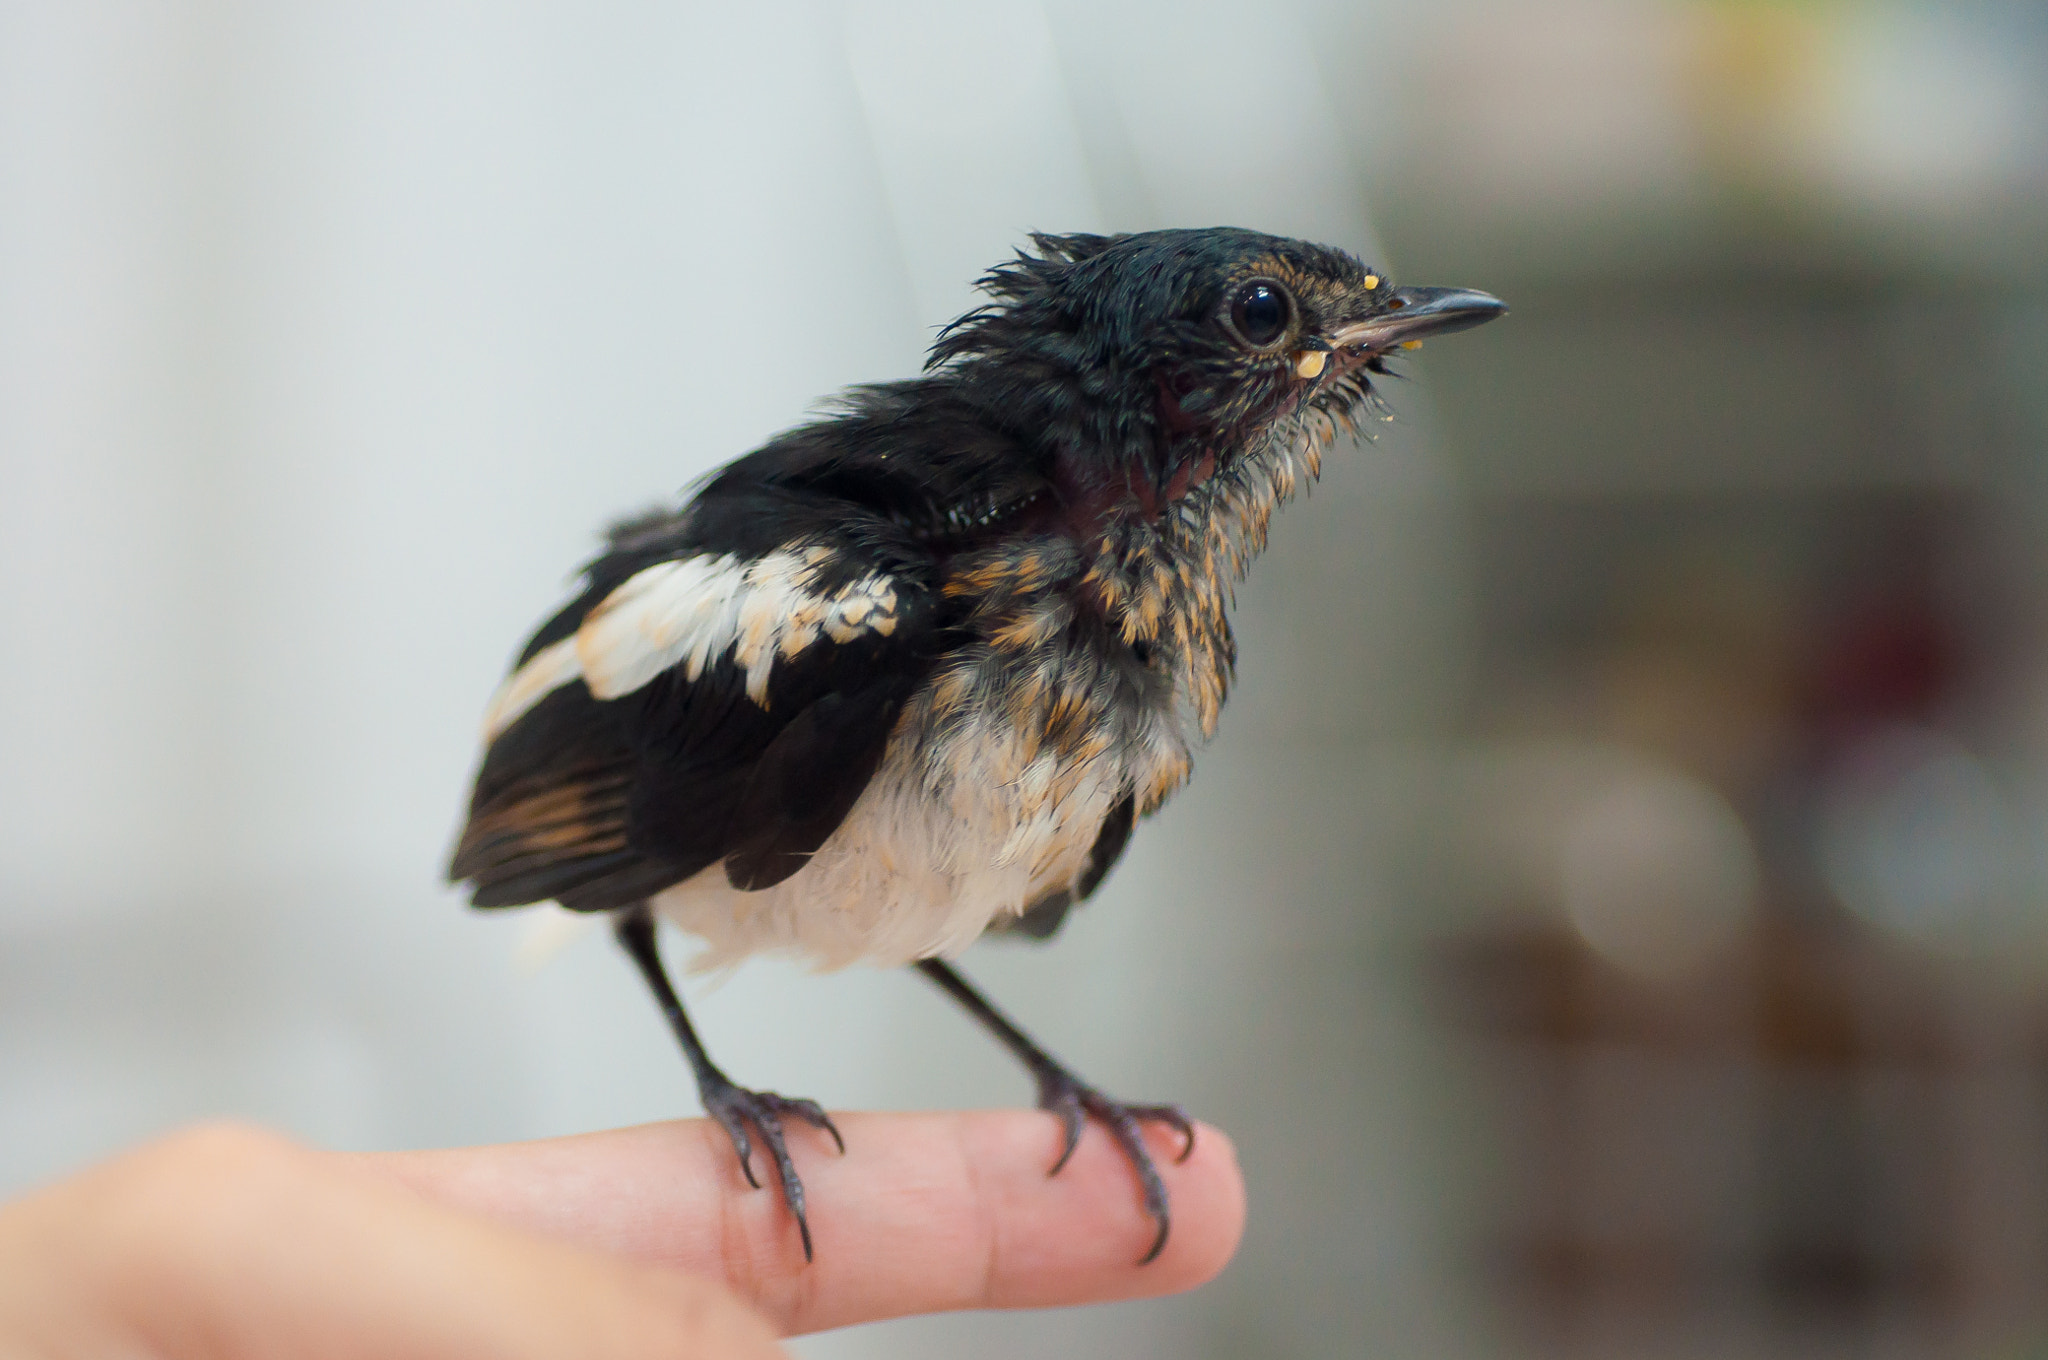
929, 227, 1505, 502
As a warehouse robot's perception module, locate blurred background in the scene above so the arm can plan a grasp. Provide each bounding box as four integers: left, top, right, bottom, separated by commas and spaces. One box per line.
4, 1, 2046, 1355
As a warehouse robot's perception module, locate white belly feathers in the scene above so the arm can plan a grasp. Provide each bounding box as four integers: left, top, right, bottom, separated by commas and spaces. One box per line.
653, 727, 1108, 971
655, 656, 1187, 971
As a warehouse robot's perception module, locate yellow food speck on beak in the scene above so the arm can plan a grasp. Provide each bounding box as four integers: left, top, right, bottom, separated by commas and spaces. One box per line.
1363, 274, 1380, 290
1400, 339, 1423, 350
1294, 349, 1328, 379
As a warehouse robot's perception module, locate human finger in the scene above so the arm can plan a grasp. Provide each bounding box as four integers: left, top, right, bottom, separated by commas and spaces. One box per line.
366, 1108, 1245, 1336
0, 1122, 785, 1360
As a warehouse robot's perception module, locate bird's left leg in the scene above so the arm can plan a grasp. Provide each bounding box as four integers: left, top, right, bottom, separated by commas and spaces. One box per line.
914, 958, 1194, 1264
615, 905, 843, 1261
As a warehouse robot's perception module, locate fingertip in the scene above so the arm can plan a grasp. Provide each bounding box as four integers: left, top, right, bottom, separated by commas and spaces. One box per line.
954, 1109, 1244, 1310
1157, 1120, 1244, 1292
671, 1108, 1248, 1329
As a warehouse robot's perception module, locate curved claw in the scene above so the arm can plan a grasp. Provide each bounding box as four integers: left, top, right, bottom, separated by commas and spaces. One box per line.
700, 1083, 842, 1263
781, 1096, 847, 1155
749, 1108, 812, 1261
1084, 1094, 1175, 1264
1033, 1078, 1190, 1264
1045, 1092, 1087, 1176
707, 1105, 762, 1189
1136, 1103, 1196, 1163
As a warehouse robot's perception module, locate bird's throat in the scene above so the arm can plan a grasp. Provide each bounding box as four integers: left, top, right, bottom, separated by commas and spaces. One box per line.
1055, 445, 1218, 541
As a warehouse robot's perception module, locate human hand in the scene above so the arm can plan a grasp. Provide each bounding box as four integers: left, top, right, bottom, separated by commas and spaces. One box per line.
0, 1111, 1243, 1357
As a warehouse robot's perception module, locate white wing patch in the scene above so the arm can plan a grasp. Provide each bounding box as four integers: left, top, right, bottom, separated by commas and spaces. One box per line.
579, 550, 900, 702
480, 549, 901, 739
481, 635, 581, 740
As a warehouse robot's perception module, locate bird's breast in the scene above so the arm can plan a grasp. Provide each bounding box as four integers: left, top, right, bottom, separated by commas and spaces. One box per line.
651, 628, 1186, 971
648, 534, 1221, 971
933, 528, 1223, 806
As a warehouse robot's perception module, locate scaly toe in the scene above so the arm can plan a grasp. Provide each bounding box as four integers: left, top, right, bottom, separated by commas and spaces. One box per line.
699, 1081, 839, 1262
1033, 1075, 1187, 1265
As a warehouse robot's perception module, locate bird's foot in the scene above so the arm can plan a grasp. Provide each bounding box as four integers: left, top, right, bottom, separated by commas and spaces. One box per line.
699, 1075, 845, 1262
1034, 1063, 1195, 1265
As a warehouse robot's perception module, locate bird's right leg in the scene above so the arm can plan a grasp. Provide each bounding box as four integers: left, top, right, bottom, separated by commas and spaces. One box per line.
613, 904, 843, 1261
914, 957, 1193, 1264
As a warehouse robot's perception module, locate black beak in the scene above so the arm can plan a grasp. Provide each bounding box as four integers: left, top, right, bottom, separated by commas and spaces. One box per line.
1331, 286, 1507, 353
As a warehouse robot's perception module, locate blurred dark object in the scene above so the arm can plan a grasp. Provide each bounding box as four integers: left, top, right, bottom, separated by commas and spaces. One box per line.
1375, 16, 2048, 1348
1409, 244, 2048, 1355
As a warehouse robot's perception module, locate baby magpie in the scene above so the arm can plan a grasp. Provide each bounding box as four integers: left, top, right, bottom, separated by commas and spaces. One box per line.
450, 227, 1504, 1263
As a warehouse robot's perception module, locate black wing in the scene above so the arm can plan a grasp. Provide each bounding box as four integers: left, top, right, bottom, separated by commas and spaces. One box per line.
449, 495, 943, 913
451, 378, 1055, 914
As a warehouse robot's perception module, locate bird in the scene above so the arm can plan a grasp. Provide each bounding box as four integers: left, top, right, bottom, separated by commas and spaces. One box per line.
448, 227, 1504, 1264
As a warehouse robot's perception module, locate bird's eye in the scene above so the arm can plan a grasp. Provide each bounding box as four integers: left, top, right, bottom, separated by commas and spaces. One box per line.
1227, 281, 1290, 348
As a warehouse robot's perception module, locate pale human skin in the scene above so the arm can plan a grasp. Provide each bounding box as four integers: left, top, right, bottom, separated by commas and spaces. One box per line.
0, 1111, 1243, 1357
